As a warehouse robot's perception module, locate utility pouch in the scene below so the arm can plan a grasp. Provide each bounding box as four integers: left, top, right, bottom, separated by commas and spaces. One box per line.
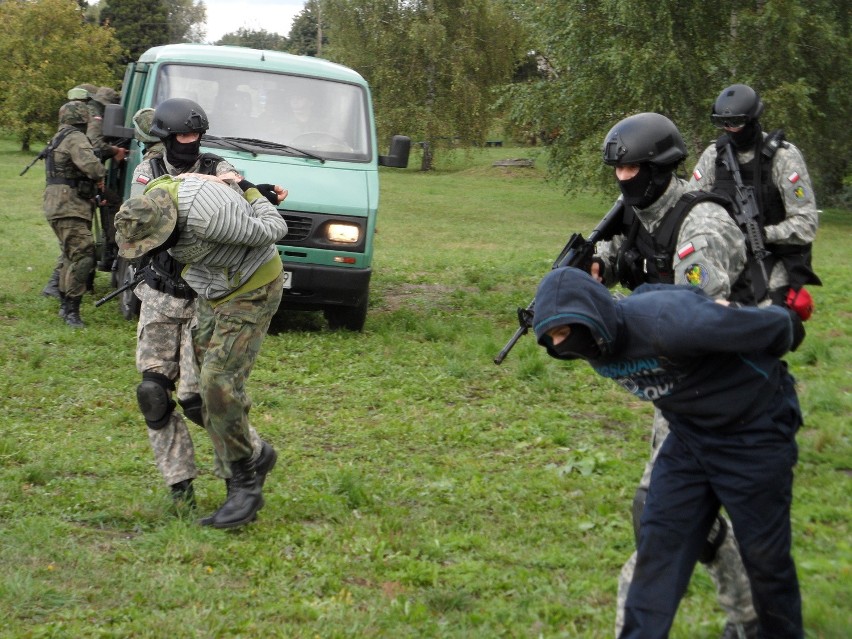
76, 179, 97, 200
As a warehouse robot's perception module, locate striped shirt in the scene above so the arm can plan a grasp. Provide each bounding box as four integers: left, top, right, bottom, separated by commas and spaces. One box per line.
168, 177, 288, 300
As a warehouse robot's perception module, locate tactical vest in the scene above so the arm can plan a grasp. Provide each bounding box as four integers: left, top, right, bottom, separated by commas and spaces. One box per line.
138, 152, 225, 299
711, 131, 820, 295
44, 127, 95, 197
616, 191, 753, 304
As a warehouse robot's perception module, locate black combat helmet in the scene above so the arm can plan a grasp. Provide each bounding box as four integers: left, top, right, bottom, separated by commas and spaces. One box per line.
149, 98, 210, 139
710, 83, 764, 129
602, 113, 687, 167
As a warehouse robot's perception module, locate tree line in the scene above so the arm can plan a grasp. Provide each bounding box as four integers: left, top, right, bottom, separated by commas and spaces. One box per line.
0, 0, 848, 200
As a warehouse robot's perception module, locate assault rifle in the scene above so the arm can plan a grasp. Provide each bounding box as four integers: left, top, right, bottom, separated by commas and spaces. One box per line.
19, 146, 49, 176
95, 263, 149, 307
719, 142, 771, 302
493, 200, 625, 365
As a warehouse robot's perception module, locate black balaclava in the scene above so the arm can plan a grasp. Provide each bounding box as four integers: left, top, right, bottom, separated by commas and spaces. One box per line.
545, 324, 601, 361
164, 135, 201, 170
729, 120, 762, 151
618, 163, 673, 208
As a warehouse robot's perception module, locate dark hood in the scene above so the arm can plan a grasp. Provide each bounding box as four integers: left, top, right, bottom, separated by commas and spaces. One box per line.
533, 268, 618, 359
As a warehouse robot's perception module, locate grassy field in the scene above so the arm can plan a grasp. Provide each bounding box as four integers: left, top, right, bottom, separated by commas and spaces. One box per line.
0, 136, 849, 638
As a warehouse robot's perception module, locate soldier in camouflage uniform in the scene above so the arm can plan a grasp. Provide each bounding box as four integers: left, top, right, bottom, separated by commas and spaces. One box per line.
42, 84, 102, 300
587, 113, 758, 638
42, 101, 106, 328
691, 83, 820, 316
127, 102, 280, 508
116, 171, 287, 530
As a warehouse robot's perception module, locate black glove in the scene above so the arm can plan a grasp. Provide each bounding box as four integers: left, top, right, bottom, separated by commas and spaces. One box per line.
256, 183, 279, 204
786, 307, 806, 352
237, 179, 257, 192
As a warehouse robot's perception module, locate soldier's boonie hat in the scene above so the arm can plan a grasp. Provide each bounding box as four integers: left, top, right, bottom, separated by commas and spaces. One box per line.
93, 86, 120, 106
115, 189, 177, 259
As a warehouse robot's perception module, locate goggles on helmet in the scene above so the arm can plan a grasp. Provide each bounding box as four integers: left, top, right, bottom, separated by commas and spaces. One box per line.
710, 113, 750, 129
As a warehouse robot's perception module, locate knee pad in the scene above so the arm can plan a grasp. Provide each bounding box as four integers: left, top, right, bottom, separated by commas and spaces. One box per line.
631, 487, 648, 546
699, 514, 728, 564
137, 372, 176, 430
178, 393, 204, 427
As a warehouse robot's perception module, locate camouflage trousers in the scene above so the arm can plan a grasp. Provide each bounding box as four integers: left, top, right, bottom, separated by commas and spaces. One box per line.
48, 217, 94, 299
192, 271, 283, 473
136, 283, 262, 486
614, 408, 757, 636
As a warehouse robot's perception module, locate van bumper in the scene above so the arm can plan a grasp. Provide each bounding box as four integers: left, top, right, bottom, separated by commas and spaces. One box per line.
278, 262, 371, 310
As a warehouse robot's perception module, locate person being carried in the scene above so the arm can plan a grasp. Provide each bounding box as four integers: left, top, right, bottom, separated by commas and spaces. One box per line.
534, 266, 805, 639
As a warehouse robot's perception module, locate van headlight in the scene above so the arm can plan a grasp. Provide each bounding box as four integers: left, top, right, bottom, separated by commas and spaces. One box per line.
326, 223, 360, 243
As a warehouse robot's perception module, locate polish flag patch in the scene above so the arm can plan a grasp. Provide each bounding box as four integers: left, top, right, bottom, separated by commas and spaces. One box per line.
677, 242, 696, 259
787, 172, 800, 183
692, 168, 703, 181
135, 175, 150, 185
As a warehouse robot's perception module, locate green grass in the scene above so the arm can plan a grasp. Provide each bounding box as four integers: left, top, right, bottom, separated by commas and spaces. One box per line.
1, 137, 850, 638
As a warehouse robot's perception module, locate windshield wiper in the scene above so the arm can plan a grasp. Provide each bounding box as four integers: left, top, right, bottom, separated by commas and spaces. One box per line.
201, 135, 258, 156
204, 136, 325, 163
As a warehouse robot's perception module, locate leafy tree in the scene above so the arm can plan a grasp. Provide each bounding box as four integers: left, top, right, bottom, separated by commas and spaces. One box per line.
167, 0, 207, 44
288, 0, 323, 57
100, 0, 170, 65
0, 0, 122, 151
505, 0, 851, 199
323, 0, 527, 170
217, 27, 289, 51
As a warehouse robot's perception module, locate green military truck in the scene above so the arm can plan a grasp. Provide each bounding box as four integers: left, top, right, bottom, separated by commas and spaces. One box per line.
103, 44, 410, 330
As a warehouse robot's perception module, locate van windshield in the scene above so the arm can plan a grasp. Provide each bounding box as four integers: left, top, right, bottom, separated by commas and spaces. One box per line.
154, 63, 372, 162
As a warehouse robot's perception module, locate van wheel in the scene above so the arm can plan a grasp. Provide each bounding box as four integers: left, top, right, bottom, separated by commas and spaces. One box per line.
115, 258, 141, 321
323, 298, 368, 331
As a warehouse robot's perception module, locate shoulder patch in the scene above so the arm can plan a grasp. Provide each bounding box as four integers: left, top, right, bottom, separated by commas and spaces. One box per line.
682, 264, 709, 288
787, 172, 800, 183
135, 175, 151, 186
692, 168, 703, 181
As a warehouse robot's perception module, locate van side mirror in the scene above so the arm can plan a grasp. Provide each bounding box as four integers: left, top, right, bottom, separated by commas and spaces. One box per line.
379, 135, 411, 168
102, 104, 135, 141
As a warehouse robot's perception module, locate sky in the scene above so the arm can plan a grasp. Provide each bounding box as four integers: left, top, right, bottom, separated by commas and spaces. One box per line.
203, 0, 306, 43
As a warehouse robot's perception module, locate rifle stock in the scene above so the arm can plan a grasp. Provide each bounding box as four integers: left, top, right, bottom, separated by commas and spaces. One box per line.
493, 201, 624, 365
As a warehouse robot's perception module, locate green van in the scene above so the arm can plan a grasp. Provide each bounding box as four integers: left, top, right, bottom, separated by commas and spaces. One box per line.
103, 44, 410, 330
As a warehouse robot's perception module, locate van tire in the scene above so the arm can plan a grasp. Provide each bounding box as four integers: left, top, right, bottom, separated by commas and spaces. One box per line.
324, 297, 368, 332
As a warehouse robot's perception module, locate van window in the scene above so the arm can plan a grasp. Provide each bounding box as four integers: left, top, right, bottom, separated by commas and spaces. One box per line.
154, 64, 372, 161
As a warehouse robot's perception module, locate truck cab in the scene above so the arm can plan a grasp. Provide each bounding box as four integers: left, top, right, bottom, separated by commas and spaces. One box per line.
103, 44, 409, 330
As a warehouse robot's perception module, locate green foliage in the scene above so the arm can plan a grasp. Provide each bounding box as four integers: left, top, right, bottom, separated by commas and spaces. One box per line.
0, 0, 123, 150
322, 0, 528, 170
288, 0, 323, 56
217, 27, 290, 51
505, 0, 852, 200
1, 137, 850, 637
100, 0, 170, 65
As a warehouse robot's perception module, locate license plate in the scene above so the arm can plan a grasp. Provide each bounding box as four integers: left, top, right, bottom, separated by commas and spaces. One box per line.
282, 271, 293, 289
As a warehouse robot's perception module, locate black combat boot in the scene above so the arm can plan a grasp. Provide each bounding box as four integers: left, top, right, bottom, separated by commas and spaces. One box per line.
200, 456, 264, 529
42, 268, 61, 299
224, 440, 277, 495
64, 296, 85, 328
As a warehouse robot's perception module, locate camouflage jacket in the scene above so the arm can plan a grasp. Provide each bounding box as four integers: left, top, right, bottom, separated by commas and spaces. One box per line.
597, 177, 747, 301
42, 125, 105, 222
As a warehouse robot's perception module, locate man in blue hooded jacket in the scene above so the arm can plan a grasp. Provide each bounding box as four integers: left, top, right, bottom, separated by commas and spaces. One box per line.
533, 267, 805, 639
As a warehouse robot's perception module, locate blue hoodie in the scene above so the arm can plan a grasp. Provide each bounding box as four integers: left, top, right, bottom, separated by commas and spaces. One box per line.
533, 268, 797, 430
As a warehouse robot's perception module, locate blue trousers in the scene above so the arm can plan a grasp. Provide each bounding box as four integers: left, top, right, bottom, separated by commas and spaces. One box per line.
620, 375, 803, 639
